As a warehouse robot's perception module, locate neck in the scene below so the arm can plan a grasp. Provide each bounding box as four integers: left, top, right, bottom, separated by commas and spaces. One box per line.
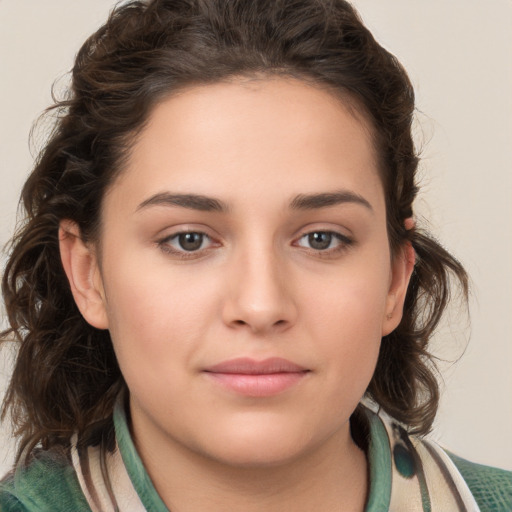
133, 420, 368, 512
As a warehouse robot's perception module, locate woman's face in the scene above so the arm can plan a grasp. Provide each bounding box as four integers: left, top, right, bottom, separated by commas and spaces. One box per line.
69, 78, 411, 468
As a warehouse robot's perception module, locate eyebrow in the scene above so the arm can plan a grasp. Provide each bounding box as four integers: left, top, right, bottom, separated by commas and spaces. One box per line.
137, 193, 228, 212
136, 189, 373, 214
290, 190, 373, 212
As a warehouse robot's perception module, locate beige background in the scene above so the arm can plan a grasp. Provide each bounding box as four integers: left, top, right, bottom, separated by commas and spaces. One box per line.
1, 1, 511, 474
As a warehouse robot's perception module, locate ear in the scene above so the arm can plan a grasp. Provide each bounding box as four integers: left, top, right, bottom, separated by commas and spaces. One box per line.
59, 220, 109, 330
381, 236, 415, 336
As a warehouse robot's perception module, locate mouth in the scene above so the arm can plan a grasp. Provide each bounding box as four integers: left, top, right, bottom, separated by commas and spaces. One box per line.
202, 357, 310, 397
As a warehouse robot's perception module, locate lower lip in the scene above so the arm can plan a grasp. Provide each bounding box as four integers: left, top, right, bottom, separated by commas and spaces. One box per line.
204, 372, 308, 397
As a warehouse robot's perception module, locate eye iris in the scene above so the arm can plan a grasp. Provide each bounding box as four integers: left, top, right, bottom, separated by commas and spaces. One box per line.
178, 233, 203, 251
308, 232, 332, 250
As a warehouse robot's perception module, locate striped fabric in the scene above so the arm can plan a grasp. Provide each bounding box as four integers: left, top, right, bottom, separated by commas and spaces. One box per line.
1, 401, 510, 511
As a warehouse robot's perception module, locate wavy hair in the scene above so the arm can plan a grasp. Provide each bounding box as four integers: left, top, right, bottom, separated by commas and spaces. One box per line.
1, 0, 468, 460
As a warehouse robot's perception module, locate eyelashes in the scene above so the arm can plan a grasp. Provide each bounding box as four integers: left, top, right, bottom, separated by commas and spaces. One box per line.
157, 229, 354, 260
167, 232, 210, 252
157, 231, 216, 259
294, 231, 353, 253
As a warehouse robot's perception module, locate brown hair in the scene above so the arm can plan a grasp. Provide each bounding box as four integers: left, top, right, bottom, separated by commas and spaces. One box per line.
1, 0, 468, 460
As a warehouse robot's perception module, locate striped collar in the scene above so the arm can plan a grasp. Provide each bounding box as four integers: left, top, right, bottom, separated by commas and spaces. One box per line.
71, 400, 480, 511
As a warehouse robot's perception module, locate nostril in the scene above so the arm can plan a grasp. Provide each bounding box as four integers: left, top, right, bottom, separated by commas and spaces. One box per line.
230, 318, 287, 330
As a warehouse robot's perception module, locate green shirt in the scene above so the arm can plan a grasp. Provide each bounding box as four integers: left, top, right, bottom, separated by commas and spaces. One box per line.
1, 402, 510, 511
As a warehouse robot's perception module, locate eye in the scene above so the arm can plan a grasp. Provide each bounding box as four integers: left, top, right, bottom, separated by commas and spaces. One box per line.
295, 231, 352, 252
160, 231, 212, 253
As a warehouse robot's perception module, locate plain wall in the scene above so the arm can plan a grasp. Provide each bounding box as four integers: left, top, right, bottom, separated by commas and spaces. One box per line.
1, 0, 511, 475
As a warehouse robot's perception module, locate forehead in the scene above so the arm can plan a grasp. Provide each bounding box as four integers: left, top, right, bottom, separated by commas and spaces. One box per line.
107, 77, 384, 215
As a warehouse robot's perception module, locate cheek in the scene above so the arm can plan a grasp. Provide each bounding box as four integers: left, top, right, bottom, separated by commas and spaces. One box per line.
103, 242, 222, 328
100, 253, 222, 384
307, 260, 390, 336
302, 258, 391, 381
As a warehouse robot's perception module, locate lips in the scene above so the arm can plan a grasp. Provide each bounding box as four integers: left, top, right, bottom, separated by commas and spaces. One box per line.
203, 357, 309, 397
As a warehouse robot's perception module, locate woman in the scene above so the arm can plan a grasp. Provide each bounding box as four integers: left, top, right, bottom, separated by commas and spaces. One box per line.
1, 0, 510, 510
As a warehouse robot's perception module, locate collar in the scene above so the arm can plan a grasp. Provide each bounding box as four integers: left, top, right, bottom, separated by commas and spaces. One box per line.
112, 400, 480, 511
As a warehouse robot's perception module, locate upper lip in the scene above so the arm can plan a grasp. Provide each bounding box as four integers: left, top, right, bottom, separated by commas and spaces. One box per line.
203, 357, 309, 375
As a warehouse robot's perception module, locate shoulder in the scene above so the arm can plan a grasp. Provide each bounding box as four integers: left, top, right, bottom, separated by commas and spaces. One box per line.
446, 451, 512, 512
362, 404, 512, 512
0, 448, 91, 512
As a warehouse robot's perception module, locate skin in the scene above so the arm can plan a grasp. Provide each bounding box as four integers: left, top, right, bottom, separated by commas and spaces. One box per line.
60, 78, 414, 511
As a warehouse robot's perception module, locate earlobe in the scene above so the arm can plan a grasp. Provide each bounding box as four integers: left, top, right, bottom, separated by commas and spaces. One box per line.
382, 241, 415, 336
59, 220, 109, 330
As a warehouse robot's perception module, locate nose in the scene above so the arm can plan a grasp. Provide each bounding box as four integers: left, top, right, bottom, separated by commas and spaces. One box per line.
221, 245, 298, 335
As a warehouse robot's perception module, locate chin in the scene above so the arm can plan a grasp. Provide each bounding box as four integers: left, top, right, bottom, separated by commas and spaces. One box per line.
194, 420, 320, 469
207, 442, 306, 469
